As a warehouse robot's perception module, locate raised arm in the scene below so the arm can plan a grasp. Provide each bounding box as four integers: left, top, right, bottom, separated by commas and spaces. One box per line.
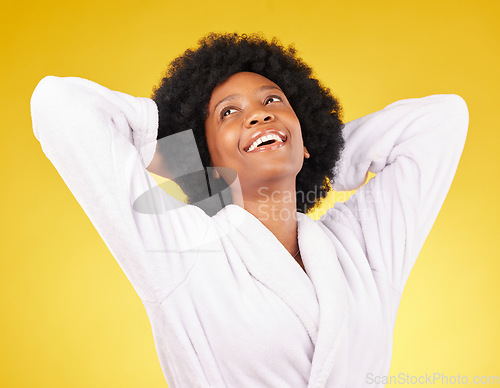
327, 94, 469, 292
31, 76, 210, 302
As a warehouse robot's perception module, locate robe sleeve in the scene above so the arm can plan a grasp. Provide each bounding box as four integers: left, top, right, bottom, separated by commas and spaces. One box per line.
330, 94, 469, 292
31, 76, 211, 303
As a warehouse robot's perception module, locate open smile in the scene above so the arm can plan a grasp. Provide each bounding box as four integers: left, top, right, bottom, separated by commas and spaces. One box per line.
243, 129, 288, 153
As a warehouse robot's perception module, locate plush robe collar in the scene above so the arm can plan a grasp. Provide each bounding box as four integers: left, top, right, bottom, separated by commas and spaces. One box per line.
218, 205, 350, 388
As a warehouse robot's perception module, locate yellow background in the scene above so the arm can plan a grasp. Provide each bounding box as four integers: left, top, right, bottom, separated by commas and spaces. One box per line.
2, 0, 499, 386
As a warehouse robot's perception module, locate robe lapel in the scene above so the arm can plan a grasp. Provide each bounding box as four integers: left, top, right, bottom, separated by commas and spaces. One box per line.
217, 206, 350, 386
297, 213, 350, 388
218, 205, 320, 345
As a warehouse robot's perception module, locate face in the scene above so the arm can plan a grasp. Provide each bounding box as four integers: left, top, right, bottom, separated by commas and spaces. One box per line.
205, 72, 305, 190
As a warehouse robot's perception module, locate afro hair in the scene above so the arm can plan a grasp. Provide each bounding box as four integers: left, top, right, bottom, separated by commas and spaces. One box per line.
152, 32, 344, 214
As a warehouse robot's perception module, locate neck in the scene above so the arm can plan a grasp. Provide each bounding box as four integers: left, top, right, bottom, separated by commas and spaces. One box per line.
230, 177, 299, 257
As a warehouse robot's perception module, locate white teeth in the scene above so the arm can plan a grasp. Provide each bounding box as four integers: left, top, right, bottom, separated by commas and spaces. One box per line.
246, 134, 283, 152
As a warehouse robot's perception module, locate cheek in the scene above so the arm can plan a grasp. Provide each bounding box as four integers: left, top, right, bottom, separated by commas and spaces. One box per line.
287, 113, 302, 137
280, 107, 300, 129
220, 132, 240, 160
205, 124, 221, 165
207, 124, 241, 165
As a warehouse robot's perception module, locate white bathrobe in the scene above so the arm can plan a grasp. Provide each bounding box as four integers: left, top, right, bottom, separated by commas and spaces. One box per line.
31, 76, 469, 387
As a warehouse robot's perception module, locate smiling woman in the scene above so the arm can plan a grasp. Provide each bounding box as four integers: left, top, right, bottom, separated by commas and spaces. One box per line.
30, 32, 469, 387
151, 33, 344, 217
205, 73, 305, 201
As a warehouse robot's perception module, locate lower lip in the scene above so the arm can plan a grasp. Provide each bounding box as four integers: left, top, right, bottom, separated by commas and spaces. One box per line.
246, 141, 286, 153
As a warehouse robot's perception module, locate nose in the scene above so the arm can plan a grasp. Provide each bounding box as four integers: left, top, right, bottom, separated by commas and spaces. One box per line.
244, 108, 274, 127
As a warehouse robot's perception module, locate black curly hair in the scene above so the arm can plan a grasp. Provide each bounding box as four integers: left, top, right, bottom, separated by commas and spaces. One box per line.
152, 32, 344, 214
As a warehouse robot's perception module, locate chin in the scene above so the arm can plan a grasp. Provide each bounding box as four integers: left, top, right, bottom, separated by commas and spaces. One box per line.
247, 165, 301, 185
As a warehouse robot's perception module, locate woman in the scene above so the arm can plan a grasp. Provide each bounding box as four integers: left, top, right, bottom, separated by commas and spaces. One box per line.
31, 33, 468, 387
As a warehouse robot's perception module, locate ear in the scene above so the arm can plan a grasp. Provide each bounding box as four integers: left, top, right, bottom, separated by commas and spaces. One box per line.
304, 146, 310, 159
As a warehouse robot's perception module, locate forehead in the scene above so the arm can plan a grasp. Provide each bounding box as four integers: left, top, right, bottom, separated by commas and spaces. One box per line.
208, 72, 280, 105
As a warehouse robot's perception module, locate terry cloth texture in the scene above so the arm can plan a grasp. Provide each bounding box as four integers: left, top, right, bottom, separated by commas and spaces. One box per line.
31, 76, 468, 387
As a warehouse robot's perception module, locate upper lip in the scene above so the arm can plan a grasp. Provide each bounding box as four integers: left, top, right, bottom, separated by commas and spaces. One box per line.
242, 128, 287, 152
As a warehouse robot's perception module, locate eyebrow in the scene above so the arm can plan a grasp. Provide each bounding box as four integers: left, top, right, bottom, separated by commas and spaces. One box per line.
212, 85, 283, 115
